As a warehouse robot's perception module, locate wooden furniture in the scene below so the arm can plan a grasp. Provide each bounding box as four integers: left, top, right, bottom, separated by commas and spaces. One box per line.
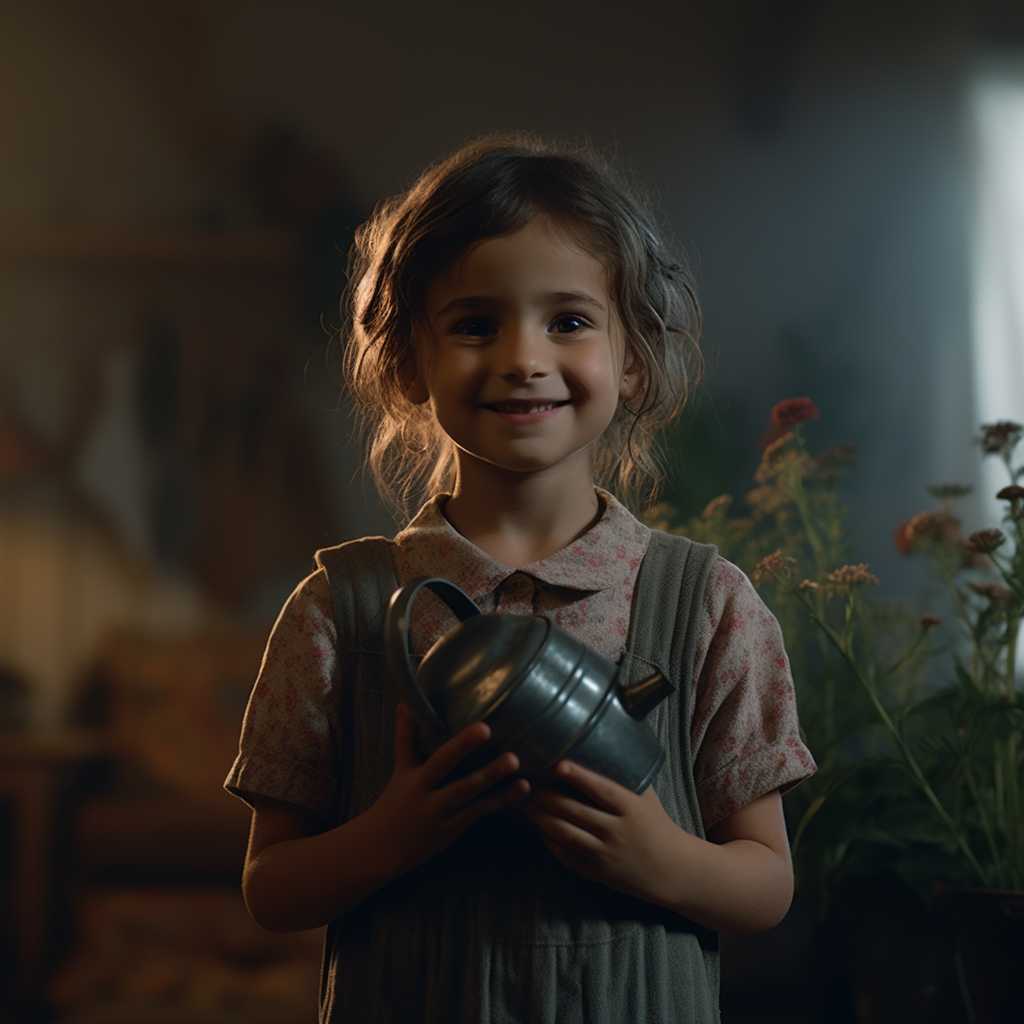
0, 730, 101, 996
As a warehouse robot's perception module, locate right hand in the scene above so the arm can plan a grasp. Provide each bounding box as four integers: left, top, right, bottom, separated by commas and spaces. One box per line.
366, 701, 530, 874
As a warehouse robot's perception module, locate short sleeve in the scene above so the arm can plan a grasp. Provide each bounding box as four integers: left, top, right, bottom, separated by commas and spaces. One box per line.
690, 557, 816, 829
224, 569, 342, 820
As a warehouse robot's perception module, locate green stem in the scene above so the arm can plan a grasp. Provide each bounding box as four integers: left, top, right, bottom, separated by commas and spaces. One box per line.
797, 592, 994, 887
789, 469, 829, 586
961, 757, 1006, 889
878, 628, 930, 683
1005, 618, 1019, 695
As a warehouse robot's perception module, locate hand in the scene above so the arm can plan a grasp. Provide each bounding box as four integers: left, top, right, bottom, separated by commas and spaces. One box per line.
367, 702, 530, 875
525, 760, 687, 904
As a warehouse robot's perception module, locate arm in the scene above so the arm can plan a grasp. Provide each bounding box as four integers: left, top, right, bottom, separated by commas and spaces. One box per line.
526, 761, 793, 934
242, 703, 529, 933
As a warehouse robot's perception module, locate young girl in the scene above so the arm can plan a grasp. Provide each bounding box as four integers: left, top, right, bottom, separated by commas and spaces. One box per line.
226, 133, 816, 1023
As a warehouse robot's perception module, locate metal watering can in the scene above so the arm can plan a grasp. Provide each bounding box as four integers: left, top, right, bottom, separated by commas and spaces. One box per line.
385, 576, 674, 793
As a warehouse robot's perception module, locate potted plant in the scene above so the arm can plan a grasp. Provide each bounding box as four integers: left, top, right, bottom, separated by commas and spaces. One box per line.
653, 401, 1024, 1023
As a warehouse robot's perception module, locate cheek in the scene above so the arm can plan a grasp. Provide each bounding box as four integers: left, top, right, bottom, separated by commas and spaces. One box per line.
434, 350, 485, 393
574, 350, 624, 404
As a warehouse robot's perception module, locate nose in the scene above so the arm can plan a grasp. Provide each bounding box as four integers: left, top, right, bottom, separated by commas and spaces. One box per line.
496, 325, 550, 382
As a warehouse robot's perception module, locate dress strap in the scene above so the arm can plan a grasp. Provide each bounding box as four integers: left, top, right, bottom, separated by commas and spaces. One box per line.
314, 537, 398, 654
628, 530, 718, 699
313, 537, 399, 826
624, 530, 719, 842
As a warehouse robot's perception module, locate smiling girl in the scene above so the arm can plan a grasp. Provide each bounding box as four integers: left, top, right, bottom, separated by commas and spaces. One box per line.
226, 133, 815, 1023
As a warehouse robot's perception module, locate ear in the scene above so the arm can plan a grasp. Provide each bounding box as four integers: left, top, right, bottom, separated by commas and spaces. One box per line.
404, 364, 430, 405
619, 354, 643, 402
402, 334, 431, 404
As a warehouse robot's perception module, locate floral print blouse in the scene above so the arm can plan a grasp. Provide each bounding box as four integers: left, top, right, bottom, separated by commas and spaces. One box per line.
226, 491, 815, 829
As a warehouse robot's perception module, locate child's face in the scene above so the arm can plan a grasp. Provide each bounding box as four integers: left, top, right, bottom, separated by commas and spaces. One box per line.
411, 216, 636, 485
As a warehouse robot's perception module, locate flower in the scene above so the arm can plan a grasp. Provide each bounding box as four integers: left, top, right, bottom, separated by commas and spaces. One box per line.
771, 397, 821, 428
745, 485, 788, 516
761, 432, 795, 463
968, 581, 1013, 604
902, 509, 963, 550
825, 563, 880, 595
701, 494, 732, 519
893, 519, 915, 555
978, 421, 1023, 455
966, 528, 1006, 554
928, 483, 973, 502
753, 549, 796, 585
754, 435, 814, 485
664, 399, 1024, 897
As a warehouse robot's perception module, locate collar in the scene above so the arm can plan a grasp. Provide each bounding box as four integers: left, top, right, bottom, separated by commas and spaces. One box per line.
393, 489, 651, 601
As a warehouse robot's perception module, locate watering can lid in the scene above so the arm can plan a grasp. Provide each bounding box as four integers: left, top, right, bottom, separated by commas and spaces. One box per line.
418, 613, 552, 733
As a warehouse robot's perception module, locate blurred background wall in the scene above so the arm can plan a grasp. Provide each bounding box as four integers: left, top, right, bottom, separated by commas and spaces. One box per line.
3, 0, 1024, 723
1, 1, 1023, 1021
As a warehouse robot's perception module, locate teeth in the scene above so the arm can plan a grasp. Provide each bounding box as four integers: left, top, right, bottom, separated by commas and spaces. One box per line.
491, 402, 561, 413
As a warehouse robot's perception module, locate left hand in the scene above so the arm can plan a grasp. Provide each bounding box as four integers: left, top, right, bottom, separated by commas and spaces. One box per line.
524, 760, 688, 903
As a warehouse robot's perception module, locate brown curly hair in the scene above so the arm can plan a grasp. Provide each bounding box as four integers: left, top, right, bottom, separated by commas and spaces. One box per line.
342, 132, 703, 521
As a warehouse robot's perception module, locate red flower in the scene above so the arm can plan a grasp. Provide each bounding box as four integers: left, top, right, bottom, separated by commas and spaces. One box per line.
771, 397, 820, 428
893, 518, 914, 555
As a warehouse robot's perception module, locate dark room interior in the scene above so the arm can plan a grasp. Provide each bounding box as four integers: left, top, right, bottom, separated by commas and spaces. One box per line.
2, 1, 1024, 1021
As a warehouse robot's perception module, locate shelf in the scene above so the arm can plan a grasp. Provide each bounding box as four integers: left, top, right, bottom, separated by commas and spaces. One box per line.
0, 227, 299, 270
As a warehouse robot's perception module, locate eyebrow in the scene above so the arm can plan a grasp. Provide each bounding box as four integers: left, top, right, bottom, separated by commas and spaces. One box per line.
432, 291, 607, 321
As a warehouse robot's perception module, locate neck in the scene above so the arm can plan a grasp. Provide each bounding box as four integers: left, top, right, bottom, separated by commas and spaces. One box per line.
443, 458, 603, 567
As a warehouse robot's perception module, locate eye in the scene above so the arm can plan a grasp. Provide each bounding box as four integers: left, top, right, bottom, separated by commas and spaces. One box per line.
550, 313, 591, 336
453, 316, 496, 338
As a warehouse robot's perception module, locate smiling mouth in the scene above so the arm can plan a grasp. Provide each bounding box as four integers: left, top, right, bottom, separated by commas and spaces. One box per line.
482, 399, 570, 414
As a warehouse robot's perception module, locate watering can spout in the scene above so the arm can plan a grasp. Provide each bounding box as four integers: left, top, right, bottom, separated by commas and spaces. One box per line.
618, 671, 674, 720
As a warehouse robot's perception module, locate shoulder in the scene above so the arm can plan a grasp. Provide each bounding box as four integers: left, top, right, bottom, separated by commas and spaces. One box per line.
314, 535, 395, 576
694, 554, 785, 660
703, 555, 767, 614
270, 567, 336, 648
642, 527, 719, 576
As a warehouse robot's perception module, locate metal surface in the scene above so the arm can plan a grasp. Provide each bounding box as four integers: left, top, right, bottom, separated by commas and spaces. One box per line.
385, 576, 673, 793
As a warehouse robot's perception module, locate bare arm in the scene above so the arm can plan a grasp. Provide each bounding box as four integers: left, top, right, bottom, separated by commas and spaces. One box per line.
526, 762, 793, 934
242, 703, 529, 933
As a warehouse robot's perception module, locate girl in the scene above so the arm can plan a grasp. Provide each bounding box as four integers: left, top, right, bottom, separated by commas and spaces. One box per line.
226, 133, 815, 1023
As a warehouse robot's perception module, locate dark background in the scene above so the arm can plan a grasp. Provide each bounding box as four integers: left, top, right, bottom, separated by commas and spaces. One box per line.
2, 1, 1023, 1021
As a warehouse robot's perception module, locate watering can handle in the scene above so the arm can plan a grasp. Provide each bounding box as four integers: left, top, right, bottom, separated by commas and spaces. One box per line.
385, 576, 482, 750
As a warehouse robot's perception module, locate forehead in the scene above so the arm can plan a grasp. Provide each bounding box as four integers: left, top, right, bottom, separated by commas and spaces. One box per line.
425, 216, 611, 307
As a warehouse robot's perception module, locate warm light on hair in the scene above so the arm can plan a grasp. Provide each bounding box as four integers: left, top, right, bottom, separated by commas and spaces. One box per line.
341, 132, 703, 520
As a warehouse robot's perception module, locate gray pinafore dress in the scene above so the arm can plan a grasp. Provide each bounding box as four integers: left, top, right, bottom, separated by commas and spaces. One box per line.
314, 530, 720, 1023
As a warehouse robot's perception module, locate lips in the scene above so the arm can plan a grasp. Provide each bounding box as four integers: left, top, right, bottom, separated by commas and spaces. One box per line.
481, 399, 570, 413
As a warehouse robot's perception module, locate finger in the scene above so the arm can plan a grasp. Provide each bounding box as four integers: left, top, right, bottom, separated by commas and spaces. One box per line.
452, 775, 531, 829
443, 748, 523, 806
392, 702, 424, 770
539, 831, 591, 872
526, 795, 607, 844
528, 802, 604, 855
549, 761, 631, 811
421, 719, 493, 787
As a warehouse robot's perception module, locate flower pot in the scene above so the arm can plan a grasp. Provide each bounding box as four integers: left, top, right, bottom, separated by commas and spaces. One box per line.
932, 883, 1024, 1024
830, 873, 964, 1024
